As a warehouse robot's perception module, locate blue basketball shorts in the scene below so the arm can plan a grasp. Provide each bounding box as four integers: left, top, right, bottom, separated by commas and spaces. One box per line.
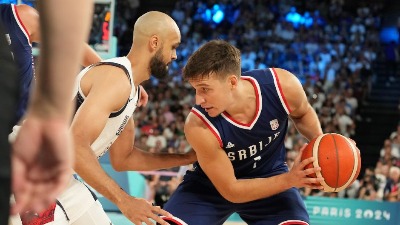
164, 173, 309, 225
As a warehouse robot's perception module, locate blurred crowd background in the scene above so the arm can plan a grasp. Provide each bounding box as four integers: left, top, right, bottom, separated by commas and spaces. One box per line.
112, 0, 400, 206
111, 0, 400, 206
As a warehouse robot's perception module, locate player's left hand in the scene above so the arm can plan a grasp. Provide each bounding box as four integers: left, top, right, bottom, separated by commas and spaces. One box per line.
287, 144, 325, 190
137, 85, 149, 107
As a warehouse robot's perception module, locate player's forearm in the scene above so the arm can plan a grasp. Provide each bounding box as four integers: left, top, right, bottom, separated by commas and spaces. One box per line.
291, 105, 323, 141
221, 173, 292, 203
31, 0, 93, 120
74, 145, 128, 205
113, 147, 196, 171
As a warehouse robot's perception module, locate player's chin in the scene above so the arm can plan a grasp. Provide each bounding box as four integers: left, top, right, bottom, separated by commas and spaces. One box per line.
207, 110, 220, 117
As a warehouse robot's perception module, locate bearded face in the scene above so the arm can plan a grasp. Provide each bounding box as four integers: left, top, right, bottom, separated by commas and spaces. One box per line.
150, 48, 169, 79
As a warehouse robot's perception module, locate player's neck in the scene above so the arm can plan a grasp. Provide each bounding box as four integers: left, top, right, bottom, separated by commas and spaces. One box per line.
126, 49, 150, 85
225, 80, 256, 123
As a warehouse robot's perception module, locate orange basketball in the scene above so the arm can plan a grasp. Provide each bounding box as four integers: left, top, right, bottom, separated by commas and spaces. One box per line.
301, 133, 361, 192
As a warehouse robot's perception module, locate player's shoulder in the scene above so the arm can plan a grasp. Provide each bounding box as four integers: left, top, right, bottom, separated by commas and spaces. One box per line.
243, 68, 270, 77
186, 110, 204, 127
185, 109, 213, 137
272, 68, 302, 89
15, 4, 39, 23
242, 68, 279, 84
184, 110, 222, 149
91, 57, 130, 77
103, 56, 129, 64
273, 68, 307, 115
15, 4, 37, 13
272, 67, 295, 77
84, 58, 132, 95
102, 57, 130, 67
13, 4, 40, 42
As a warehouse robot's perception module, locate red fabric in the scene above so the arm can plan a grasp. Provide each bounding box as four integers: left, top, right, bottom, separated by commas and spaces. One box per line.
21, 203, 56, 225
141, 125, 155, 135
279, 220, 309, 225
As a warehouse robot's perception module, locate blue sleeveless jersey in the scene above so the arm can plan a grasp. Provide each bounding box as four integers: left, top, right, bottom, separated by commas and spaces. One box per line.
0, 4, 34, 123
191, 68, 292, 179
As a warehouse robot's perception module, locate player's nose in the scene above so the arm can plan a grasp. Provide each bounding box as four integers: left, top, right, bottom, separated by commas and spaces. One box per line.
195, 94, 205, 105
171, 50, 177, 60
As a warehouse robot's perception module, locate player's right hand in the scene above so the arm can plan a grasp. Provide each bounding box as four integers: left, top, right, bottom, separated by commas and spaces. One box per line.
11, 116, 73, 214
287, 144, 324, 189
118, 196, 172, 225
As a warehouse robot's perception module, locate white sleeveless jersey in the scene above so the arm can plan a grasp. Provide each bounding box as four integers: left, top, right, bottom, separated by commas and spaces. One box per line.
54, 57, 140, 222
8, 57, 140, 223
74, 57, 140, 158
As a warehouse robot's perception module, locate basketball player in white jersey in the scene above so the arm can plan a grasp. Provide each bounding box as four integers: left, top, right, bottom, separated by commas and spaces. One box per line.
10, 11, 195, 225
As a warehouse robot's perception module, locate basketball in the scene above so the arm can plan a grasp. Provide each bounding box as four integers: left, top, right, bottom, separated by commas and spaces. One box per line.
301, 133, 361, 192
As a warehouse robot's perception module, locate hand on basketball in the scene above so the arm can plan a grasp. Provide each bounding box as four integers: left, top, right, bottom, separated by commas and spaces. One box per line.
11, 116, 73, 214
288, 144, 324, 190
118, 196, 173, 225
137, 85, 149, 107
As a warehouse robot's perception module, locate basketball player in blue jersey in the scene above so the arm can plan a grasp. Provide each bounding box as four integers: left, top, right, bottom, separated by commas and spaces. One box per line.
0, 23, 19, 225
10, 11, 196, 225
0, 3, 102, 125
163, 40, 325, 225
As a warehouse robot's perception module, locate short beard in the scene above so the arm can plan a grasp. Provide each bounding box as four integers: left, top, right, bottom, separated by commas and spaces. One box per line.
150, 49, 168, 79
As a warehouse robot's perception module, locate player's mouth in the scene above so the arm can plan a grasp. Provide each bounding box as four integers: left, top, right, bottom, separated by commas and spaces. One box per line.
203, 106, 213, 112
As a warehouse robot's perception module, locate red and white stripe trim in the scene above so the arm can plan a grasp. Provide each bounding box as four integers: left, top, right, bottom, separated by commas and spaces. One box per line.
221, 76, 262, 130
160, 216, 188, 225
11, 4, 31, 45
191, 108, 223, 148
270, 68, 291, 114
279, 220, 309, 225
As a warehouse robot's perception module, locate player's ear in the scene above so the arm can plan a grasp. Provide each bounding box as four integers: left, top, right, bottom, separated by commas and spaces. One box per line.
228, 74, 238, 89
149, 35, 159, 51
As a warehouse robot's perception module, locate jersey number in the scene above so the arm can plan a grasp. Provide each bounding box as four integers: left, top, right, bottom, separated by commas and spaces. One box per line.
253, 156, 261, 168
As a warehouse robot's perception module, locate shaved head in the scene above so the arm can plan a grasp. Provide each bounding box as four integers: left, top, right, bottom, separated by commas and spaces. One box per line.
128, 11, 181, 81
133, 11, 180, 44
